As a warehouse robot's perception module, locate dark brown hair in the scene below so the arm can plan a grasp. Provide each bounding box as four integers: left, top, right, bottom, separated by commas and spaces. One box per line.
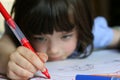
5, 0, 94, 58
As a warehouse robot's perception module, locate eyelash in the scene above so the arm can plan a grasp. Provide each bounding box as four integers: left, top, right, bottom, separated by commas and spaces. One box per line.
61, 34, 73, 39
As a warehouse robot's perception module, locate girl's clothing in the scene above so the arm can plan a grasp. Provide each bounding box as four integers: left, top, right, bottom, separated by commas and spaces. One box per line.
93, 16, 113, 49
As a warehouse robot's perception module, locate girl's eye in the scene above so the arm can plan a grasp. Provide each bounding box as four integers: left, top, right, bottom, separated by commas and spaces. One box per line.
61, 34, 73, 40
33, 37, 47, 43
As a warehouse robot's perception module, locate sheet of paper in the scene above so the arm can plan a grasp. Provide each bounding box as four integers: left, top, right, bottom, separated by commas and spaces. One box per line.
30, 49, 120, 80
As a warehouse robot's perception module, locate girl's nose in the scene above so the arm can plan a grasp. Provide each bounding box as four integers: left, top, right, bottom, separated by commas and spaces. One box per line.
47, 42, 59, 55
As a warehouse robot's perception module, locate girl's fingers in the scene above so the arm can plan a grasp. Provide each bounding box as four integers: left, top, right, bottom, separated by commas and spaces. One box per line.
10, 51, 37, 73
17, 46, 46, 72
7, 70, 22, 80
8, 61, 34, 79
37, 52, 48, 63
7, 70, 31, 80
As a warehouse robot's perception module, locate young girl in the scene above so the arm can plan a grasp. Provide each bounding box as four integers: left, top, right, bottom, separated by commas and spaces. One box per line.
0, 0, 120, 79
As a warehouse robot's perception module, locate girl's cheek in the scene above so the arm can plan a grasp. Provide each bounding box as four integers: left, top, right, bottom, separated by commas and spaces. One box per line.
64, 42, 77, 55
32, 43, 47, 52
40, 46, 47, 52
37, 46, 47, 52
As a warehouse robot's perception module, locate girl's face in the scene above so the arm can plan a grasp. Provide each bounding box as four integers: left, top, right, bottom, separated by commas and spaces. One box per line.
31, 29, 78, 61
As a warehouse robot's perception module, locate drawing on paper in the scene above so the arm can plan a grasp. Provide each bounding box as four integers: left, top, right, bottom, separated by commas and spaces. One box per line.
55, 64, 94, 72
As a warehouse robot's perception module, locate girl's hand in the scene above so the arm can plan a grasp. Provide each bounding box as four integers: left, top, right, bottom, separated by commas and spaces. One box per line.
7, 46, 48, 80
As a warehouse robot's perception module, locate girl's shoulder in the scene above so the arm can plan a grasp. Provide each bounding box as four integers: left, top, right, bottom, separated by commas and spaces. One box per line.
93, 16, 109, 29
92, 16, 114, 49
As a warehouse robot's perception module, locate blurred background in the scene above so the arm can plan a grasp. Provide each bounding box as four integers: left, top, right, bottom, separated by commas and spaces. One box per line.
0, 0, 120, 35
91, 0, 120, 27
0, 0, 14, 35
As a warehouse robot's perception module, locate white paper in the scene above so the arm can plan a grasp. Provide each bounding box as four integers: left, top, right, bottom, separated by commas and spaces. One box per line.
30, 49, 120, 80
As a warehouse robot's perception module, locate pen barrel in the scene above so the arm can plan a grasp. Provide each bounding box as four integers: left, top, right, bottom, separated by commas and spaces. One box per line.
6, 19, 37, 55
6, 19, 25, 42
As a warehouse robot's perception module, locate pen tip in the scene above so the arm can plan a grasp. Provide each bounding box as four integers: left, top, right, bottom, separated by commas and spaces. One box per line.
42, 68, 51, 79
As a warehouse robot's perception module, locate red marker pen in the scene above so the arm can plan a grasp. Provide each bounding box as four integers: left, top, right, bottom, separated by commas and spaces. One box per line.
0, 2, 50, 79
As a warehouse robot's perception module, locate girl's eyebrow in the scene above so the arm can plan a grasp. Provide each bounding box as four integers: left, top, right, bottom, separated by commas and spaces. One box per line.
61, 29, 75, 34
61, 31, 74, 34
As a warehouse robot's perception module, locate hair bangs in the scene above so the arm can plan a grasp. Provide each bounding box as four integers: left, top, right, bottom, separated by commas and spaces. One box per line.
21, 0, 75, 36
